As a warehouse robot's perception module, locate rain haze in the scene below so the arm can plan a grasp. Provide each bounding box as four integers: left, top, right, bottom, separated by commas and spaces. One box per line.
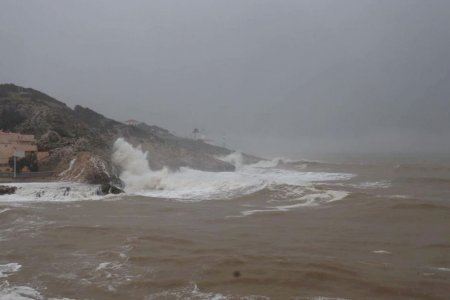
2, 2, 450, 299
1, 0, 450, 159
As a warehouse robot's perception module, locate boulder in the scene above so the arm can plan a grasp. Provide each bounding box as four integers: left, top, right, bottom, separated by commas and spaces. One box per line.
58, 152, 118, 185
0, 185, 17, 195
99, 183, 124, 195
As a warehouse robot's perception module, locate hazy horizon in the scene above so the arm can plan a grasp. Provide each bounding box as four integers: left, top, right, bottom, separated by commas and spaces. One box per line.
1, 0, 449, 157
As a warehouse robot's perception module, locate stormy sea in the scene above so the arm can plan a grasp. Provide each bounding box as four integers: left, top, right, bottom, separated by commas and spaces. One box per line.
0, 140, 449, 299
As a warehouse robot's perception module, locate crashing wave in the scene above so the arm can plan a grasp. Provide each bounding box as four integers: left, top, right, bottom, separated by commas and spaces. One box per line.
113, 139, 354, 201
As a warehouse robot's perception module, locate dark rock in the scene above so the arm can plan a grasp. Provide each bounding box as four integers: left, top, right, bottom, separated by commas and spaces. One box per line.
63, 187, 71, 196
99, 183, 124, 195
0, 185, 17, 195
84, 168, 111, 185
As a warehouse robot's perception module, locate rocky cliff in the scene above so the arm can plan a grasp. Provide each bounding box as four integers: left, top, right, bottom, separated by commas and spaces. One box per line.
0, 84, 258, 186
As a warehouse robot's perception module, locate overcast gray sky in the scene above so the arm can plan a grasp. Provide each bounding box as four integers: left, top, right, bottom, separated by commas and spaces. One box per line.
1, 0, 449, 157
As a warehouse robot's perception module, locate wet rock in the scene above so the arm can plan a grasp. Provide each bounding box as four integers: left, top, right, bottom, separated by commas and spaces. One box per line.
63, 187, 71, 196
58, 152, 118, 185
99, 183, 124, 195
0, 185, 17, 195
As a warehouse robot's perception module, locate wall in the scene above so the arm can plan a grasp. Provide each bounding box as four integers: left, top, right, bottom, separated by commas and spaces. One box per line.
0, 131, 38, 172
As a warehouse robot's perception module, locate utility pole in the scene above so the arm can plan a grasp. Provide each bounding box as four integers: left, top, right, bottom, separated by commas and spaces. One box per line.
193, 128, 199, 140
12, 150, 24, 179
13, 156, 16, 178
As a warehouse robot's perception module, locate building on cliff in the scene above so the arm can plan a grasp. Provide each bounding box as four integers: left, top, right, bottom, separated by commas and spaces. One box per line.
126, 119, 139, 126
0, 131, 47, 173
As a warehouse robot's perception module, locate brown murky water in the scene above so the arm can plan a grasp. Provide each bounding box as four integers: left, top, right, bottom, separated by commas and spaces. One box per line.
0, 160, 449, 299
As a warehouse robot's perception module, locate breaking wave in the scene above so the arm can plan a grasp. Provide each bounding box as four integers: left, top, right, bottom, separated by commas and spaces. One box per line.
0, 263, 21, 278
112, 138, 353, 201
0, 263, 44, 300
0, 284, 44, 300
237, 189, 349, 216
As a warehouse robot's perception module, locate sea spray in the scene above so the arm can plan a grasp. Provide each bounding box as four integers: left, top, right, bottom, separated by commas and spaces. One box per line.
112, 138, 170, 192
111, 138, 354, 201
218, 153, 295, 169
112, 138, 152, 177
218, 152, 244, 169
112, 138, 262, 198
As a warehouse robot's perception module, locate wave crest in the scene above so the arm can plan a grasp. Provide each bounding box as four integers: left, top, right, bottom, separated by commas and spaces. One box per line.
112, 139, 354, 201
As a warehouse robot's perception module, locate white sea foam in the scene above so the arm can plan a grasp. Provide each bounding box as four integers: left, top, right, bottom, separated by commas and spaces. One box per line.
218, 152, 245, 169
147, 283, 269, 300
0, 285, 43, 300
239, 190, 349, 216
372, 250, 391, 254
334, 180, 391, 190
309, 297, 350, 300
388, 194, 409, 199
354, 181, 391, 189
250, 157, 295, 168
0, 264, 43, 300
96, 262, 112, 271
0, 263, 21, 278
0, 208, 11, 215
113, 138, 354, 201
218, 152, 293, 169
0, 182, 104, 203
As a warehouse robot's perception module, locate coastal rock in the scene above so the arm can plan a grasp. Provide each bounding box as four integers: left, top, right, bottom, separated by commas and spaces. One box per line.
0, 185, 17, 195
98, 183, 124, 195
57, 152, 118, 185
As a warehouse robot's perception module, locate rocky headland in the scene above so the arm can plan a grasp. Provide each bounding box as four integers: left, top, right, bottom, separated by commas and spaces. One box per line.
0, 84, 259, 191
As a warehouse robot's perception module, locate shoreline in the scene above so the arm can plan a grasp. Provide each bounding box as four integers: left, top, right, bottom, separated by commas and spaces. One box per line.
0, 177, 58, 184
